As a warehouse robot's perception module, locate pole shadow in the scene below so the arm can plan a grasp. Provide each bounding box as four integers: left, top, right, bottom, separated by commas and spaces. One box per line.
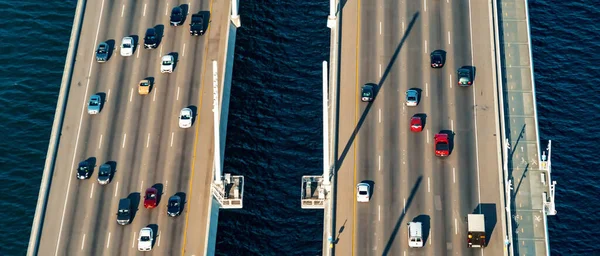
382, 176, 422, 255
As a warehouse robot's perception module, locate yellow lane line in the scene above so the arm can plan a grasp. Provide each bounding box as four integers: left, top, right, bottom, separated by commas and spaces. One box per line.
180, 0, 216, 254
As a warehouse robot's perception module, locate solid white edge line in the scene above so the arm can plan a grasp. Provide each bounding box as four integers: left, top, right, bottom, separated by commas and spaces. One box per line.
114, 181, 119, 197
468, 0, 483, 213
98, 134, 103, 149
81, 234, 85, 250
55, 0, 106, 253
122, 133, 127, 148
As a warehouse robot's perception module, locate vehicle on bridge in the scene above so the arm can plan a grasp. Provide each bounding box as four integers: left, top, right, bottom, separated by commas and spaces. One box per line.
167, 195, 183, 217
179, 108, 193, 128
467, 214, 486, 248
144, 187, 158, 209
97, 163, 112, 185
410, 115, 423, 132
430, 50, 444, 68
361, 84, 374, 102
95, 42, 109, 62
76, 159, 93, 180
434, 133, 450, 157
190, 14, 205, 36
356, 183, 370, 202
138, 79, 151, 95
116, 198, 132, 225
407, 221, 424, 248
161, 54, 174, 73
405, 89, 419, 106
87, 94, 102, 115
143, 28, 158, 49
170, 6, 184, 26
138, 227, 154, 251
457, 67, 473, 86
120, 36, 134, 57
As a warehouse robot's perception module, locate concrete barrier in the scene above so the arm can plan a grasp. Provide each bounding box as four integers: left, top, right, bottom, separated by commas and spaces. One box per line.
26, 0, 88, 255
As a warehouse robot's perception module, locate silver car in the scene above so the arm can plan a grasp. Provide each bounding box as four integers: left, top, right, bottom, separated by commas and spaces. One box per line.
179, 108, 192, 128
87, 94, 102, 115
161, 54, 174, 73
120, 37, 134, 56
406, 89, 419, 107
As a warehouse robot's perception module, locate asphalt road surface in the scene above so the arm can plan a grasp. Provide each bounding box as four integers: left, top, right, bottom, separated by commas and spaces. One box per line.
332, 0, 506, 255
35, 0, 227, 255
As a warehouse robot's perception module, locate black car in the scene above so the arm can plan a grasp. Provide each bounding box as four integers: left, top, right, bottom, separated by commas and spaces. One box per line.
361, 84, 374, 102
430, 50, 444, 68
457, 67, 473, 86
116, 198, 132, 225
76, 160, 92, 180
170, 6, 184, 26
190, 14, 205, 36
144, 28, 158, 49
97, 163, 112, 185
167, 195, 182, 217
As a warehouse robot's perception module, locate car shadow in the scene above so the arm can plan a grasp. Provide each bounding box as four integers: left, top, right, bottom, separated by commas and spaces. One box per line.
477, 203, 497, 246
169, 52, 179, 71
187, 105, 198, 125
199, 11, 211, 32
152, 183, 164, 206
412, 215, 431, 244
439, 129, 455, 154
145, 77, 155, 92
105, 39, 115, 60
128, 192, 141, 222
414, 113, 427, 130
180, 4, 189, 23
96, 92, 106, 111
360, 180, 375, 199
130, 35, 139, 54
106, 161, 117, 182
154, 24, 165, 46
147, 224, 159, 247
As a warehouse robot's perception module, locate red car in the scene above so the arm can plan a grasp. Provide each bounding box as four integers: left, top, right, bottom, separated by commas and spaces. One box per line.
410, 116, 423, 132
434, 133, 450, 157
144, 187, 158, 209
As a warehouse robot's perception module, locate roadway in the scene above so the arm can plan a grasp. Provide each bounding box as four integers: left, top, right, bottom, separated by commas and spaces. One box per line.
36, 0, 227, 255
332, 0, 506, 255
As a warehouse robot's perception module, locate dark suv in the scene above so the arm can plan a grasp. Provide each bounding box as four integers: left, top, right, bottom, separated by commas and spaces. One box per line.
76, 159, 93, 180
170, 6, 184, 26
116, 198, 132, 225
144, 28, 158, 49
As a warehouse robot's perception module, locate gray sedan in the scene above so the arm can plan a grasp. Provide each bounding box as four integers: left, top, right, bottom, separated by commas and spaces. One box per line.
88, 94, 102, 115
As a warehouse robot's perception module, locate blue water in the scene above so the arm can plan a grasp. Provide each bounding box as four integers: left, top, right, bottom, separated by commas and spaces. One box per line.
0, 0, 596, 255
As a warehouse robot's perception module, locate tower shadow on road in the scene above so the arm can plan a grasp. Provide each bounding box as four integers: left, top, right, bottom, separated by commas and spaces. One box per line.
335, 12, 420, 172
382, 176, 423, 256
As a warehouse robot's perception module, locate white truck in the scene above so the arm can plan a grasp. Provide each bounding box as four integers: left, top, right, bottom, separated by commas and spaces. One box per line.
467, 214, 486, 248
407, 222, 424, 248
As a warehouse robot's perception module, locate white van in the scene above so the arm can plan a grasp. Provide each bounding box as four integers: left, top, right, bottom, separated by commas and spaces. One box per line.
407, 222, 424, 248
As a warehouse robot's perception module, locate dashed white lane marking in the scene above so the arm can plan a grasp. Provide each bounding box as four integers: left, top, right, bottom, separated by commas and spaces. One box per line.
403, 198, 406, 214
428, 177, 431, 192
136, 46, 140, 58
451, 119, 454, 131
131, 232, 136, 248
379, 22, 382, 35
453, 168, 456, 183
170, 132, 174, 147
424, 0, 427, 12
160, 45, 163, 57
378, 205, 381, 221
425, 83, 429, 97
454, 218, 458, 234
81, 234, 86, 250
122, 133, 127, 148
114, 181, 119, 197
165, 3, 169, 16
140, 181, 144, 191
98, 134, 103, 149
450, 74, 453, 88
143, 4, 147, 16
378, 155, 381, 171
129, 88, 133, 102
182, 43, 186, 57
146, 133, 151, 148
177, 87, 180, 101
427, 129, 430, 144
378, 108, 381, 123
424, 40, 428, 53
379, 63, 382, 77
402, 21, 405, 32
448, 31, 451, 45
157, 231, 161, 246
107, 89, 111, 102
121, 5, 125, 17
106, 232, 111, 248
90, 183, 95, 198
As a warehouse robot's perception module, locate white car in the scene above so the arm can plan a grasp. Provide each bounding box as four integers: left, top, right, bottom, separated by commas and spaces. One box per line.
179, 108, 193, 128
161, 54, 174, 73
406, 89, 419, 107
138, 227, 153, 251
356, 183, 370, 202
120, 37, 134, 56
